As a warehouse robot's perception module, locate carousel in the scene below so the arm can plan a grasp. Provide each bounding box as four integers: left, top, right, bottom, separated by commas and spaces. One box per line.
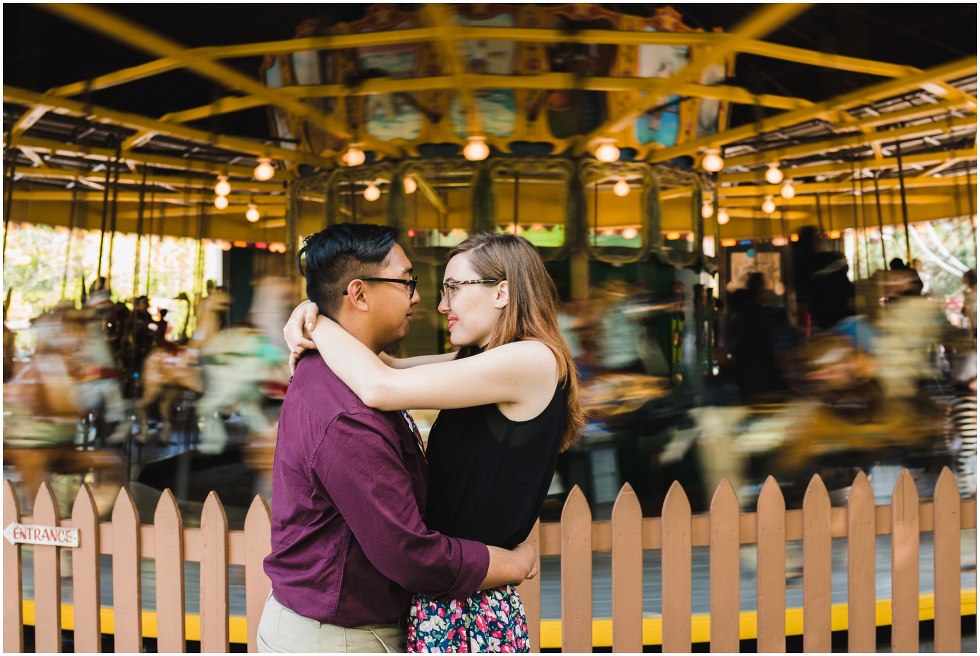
3, 2, 977, 509
2, 3, 977, 651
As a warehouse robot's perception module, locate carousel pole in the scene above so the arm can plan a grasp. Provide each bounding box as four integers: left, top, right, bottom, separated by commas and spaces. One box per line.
105, 135, 122, 292
592, 179, 599, 247
825, 192, 835, 246
894, 139, 914, 265
2, 149, 17, 267
513, 171, 520, 233
872, 172, 888, 267
813, 193, 824, 235
180, 171, 194, 342
857, 165, 871, 275
61, 183, 80, 299
348, 171, 357, 223
849, 157, 863, 279
967, 163, 977, 262
95, 134, 115, 288
132, 165, 148, 303
145, 184, 157, 296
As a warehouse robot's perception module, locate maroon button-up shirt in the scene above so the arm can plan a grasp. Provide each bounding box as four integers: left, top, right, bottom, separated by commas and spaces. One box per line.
264, 355, 490, 627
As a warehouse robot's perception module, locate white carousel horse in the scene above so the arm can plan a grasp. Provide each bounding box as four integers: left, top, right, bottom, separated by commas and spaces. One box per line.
194, 278, 292, 454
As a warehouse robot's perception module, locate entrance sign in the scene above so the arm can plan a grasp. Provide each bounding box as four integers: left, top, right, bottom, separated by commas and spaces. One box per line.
3, 522, 80, 548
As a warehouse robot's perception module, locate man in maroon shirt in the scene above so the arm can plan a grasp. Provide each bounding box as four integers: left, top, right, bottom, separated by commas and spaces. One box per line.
259, 223, 536, 652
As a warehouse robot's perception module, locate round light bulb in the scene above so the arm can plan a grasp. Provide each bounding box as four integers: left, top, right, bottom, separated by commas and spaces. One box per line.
594, 139, 620, 163
622, 227, 639, 240
780, 181, 796, 199
253, 157, 275, 181
462, 136, 490, 162
701, 201, 714, 219
762, 196, 776, 214
765, 163, 783, 185
214, 175, 231, 197
403, 175, 417, 194
613, 179, 630, 197
716, 208, 730, 225
364, 182, 381, 202
213, 195, 229, 210
701, 148, 724, 173
246, 204, 260, 222
343, 144, 365, 167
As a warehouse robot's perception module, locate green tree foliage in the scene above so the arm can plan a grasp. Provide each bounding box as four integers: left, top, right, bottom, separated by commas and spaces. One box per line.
2, 223, 221, 349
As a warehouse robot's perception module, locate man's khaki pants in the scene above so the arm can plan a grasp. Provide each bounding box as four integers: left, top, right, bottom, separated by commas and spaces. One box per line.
257, 592, 404, 653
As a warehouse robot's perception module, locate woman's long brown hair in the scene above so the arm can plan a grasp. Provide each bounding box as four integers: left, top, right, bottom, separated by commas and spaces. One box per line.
448, 233, 585, 451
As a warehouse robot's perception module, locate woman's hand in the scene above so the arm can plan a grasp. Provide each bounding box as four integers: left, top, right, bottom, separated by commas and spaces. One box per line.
514, 539, 538, 580
283, 300, 320, 367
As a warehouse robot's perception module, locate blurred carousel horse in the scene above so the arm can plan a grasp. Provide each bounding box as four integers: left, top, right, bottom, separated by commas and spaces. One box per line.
3, 302, 126, 494
135, 290, 231, 442
195, 278, 292, 455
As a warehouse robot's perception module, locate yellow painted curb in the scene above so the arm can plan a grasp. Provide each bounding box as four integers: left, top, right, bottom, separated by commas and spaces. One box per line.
537, 590, 977, 648
23, 589, 977, 646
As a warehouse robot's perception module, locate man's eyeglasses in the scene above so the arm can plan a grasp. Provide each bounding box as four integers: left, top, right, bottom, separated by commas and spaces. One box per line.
440, 279, 503, 302
344, 275, 418, 297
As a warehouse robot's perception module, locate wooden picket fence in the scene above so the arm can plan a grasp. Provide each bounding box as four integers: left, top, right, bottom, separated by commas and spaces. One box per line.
3, 468, 976, 653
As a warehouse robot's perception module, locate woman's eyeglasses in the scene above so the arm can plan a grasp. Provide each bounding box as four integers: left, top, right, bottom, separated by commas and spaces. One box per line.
440, 279, 502, 302
344, 275, 418, 297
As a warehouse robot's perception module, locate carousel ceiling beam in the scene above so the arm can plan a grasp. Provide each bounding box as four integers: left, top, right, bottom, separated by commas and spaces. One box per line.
848, 98, 970, 133
648, 56, 978, 165
670, 172, 971, 201
165, 75, 810, 126
718, 209, 812, 221
721, 114, 976, 169
45, 25, 930, 102
715, 174, 970, 198
916, 157, 969, 179
12, 165, 284, 192
3, 84, 327, 169
719, 147, 977, 183
41, 3, 400, 159
8, 105, 52, 142
113, 203, 286, 222
719, 193, 947, 207
577, 3, 812, 151
10, 189, 287, 206
9, 136, 260, 178
16, 146, 47, 169
422, 4, 481, 134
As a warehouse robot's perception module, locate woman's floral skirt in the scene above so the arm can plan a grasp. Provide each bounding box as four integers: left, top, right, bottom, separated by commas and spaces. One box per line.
406, 584, 528, 653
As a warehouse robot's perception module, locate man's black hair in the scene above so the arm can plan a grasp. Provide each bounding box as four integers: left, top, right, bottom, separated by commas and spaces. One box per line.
296, 223, 398, 317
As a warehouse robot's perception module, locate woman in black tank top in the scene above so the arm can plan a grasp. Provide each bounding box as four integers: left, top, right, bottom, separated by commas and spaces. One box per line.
285, 232, 584, 652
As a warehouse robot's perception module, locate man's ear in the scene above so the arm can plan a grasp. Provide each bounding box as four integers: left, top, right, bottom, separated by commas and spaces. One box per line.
494, 280, 509, 309
344, 280, 370, 311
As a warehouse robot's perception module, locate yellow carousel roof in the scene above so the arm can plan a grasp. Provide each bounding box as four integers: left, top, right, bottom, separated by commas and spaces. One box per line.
2, 3, 976, 248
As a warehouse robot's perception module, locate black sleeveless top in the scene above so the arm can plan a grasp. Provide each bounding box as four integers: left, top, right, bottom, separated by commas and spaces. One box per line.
423, 383, 568, 549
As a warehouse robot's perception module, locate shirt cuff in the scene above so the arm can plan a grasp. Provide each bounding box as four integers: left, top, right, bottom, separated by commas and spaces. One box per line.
445, 538, 490, 600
